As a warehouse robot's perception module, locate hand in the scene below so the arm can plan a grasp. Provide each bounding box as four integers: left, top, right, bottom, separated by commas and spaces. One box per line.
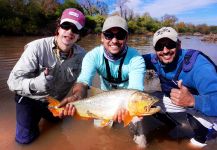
113, 108, 129, 123
30, 68, 54, 92
58, 95, 79, 118
58, 95, 78, 108
170, 80, 195, 107
59, 103, 76, 118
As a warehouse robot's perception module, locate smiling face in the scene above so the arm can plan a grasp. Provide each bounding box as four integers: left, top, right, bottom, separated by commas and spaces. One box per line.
155, 38, 180, 64
101, 27, 128, 55
56, 22, 79, 52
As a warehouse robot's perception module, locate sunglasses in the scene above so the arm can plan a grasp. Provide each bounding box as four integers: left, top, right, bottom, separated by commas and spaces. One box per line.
155, 40, 177, 51
103, 31, 127, 40
60, 22, 79, 34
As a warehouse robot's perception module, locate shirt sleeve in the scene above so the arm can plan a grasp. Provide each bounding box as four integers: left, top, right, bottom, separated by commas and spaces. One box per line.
128, 55, 146, 91
192, 55, 217, 116
76, 49, 98, 86
7, 43, 39, 96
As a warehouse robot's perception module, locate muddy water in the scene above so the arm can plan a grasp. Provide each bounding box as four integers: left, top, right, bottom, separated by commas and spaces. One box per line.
0, 35, 217, 150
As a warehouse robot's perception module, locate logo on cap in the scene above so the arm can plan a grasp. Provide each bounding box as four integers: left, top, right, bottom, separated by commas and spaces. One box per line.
156, 28, 171, 36
69, 11, 79, 18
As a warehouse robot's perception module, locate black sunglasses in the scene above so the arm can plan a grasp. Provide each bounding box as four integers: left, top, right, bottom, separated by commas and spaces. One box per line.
103, 31, 127, 40
155, 40, 177, 51
60, 22, 79, 34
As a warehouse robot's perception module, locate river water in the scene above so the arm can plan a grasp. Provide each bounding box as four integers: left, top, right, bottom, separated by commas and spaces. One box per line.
0, 34, 217, 150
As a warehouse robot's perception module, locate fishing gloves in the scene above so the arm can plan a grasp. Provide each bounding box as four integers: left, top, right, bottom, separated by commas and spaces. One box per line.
29, 71, 54, 93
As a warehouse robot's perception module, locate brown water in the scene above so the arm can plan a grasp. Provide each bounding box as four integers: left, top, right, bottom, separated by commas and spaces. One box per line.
0, 35, 217, 150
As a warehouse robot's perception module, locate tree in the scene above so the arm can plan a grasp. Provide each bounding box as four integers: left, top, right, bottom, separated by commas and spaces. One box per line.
161, 14, 178, 27
115, 0, 129, 18
77, 0, 108, 16
176, 22, 187, 33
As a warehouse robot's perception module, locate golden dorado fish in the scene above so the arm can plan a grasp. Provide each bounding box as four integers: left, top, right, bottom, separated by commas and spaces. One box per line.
47, 89, 160, 126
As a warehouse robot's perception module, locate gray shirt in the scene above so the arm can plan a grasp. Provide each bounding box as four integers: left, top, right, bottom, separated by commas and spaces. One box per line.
7, 36, 86, 100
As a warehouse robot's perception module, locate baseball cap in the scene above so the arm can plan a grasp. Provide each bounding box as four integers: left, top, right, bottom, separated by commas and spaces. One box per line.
102, 15, 128, 33
153, 27, 178, 47
60, 8, 85, 30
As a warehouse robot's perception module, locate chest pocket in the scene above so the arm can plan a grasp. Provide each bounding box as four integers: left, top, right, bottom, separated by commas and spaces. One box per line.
55, 60, 80, 83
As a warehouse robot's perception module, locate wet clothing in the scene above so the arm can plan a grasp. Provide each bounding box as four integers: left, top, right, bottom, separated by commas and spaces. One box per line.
15, 94, 60, 144
77, 45, 145, 91
7, 36, 86, 144
143, 49, 217, 116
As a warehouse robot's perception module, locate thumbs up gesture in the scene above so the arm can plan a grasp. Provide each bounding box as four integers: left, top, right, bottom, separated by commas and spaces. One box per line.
170, 80, 195, 107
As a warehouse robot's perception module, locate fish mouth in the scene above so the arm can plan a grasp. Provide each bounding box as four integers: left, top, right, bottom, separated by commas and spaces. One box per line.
141, 106, 161, 116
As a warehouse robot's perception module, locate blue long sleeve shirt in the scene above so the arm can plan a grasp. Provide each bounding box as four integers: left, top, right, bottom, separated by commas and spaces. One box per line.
143, 49, 217, 116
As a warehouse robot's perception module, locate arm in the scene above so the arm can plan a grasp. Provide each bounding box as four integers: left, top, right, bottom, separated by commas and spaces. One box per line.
170, 55, 217, 116
128, 55, 145, 91
58, 51, 95, 106
193, 62, 217, 116
7, 42, 53, 97
58, 49, 98, 117
76, 49, 98, 86
58, 82, 88, 117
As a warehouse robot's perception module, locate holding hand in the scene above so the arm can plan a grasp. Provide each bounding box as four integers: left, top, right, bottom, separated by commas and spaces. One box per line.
58, 94, 80, 118
170, 80, 195, 107
113, 108, 130, 123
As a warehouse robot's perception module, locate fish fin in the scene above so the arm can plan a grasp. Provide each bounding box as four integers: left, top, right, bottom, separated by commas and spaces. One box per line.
88, 86, 104, 97
47, 96, 61, 106
48, 107, 62, 117
46, 96, 63, 117
123, 114, 133, 127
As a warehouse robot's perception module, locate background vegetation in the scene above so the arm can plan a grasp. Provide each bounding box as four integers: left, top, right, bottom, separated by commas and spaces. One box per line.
1, 0, 217, 36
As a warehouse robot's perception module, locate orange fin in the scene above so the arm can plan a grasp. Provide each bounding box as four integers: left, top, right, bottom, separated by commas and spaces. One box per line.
47, 96, 60, 106
48, 107, 62, 117
123, 114, 133, 127
46, 96, 63, 117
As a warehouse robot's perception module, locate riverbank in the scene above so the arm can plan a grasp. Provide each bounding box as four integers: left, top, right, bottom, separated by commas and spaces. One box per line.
201, 34, 217, 43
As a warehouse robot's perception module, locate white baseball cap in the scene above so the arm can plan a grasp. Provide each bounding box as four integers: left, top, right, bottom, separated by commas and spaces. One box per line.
153, 27, 178, 47
102, 15, 128, 32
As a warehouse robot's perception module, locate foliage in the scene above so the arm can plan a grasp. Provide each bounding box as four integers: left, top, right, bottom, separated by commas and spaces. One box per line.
0, 0, 216, 35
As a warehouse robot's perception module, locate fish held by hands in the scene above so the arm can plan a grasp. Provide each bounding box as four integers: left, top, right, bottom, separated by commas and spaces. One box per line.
47, 89, 161, 126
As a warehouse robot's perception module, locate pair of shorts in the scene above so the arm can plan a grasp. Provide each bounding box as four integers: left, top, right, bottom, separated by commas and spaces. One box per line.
15, 94, 60, 144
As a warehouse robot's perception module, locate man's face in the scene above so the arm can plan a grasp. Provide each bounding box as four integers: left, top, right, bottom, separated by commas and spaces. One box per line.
154, 38, 179, 64
57, 22, 79, 51
101, 27, 128, 54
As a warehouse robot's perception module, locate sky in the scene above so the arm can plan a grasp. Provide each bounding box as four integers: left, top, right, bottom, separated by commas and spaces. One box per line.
103, 0, 217, 26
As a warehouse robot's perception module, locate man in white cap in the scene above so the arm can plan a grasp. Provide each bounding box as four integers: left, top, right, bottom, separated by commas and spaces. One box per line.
7, 8, 86, 144
143, 26, 217, 148
59, 15, 147, 148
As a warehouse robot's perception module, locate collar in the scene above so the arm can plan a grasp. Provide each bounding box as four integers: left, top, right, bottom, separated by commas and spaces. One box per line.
104, 45, 128, 61
53, 38, 73, 60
